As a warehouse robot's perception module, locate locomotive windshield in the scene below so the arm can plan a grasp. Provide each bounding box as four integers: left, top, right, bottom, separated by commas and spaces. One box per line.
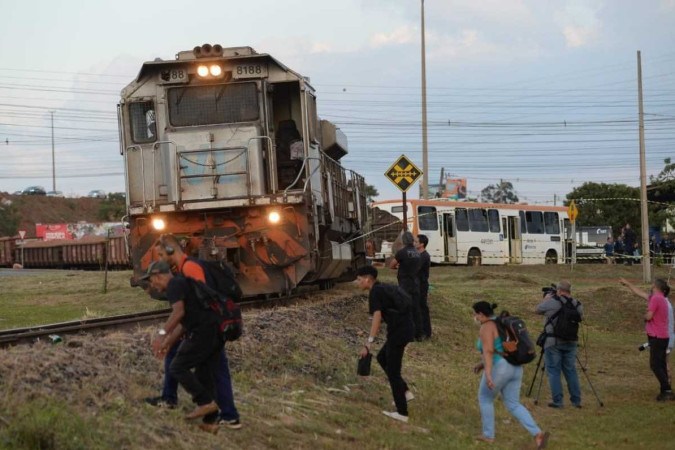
168, 82, 259, 127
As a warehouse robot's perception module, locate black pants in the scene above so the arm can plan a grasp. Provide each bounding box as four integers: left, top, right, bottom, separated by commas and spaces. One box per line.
401, 283, 423, 339
377, 340, 409, 416
648, 336, 672, 392
170, 326, 223, 408
419, 287, 432, 338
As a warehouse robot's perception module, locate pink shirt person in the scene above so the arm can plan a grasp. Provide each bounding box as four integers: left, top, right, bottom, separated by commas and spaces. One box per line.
646, 292, 670, 338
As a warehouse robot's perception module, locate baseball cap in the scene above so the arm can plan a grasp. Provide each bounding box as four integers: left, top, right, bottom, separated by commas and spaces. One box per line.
139, 260, 171, 280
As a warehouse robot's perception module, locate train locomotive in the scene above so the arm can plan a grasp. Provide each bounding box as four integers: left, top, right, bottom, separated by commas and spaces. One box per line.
118, 44, 368, 296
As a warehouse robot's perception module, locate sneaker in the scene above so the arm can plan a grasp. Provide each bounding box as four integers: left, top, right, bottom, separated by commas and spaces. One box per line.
656, 391, 675, 402
572, 403, 582, 409
144, 396, 177, 409
218, 418, 242, 430
475, 435, 495, 444
382, 410, 409, 423
547, 402, 563, 409
535, 431, 550, 449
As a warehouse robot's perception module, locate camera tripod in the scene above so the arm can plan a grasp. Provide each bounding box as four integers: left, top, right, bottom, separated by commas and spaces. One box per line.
527, 347, 604, 407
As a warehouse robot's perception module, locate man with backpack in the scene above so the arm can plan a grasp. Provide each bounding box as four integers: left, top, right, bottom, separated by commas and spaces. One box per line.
356, 265, 415, 423
142, 260, 222, 430
145, 234, 241, 430
535, 280, 584, 409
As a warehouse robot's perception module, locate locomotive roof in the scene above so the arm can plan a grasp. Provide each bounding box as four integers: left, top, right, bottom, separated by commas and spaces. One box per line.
131, 46, 307, 85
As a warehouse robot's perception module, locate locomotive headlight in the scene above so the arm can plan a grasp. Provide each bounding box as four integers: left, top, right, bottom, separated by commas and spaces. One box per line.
151, 217, 166, 231
209, 64, 222, 76
268, 211, 281, 224
197, 65, 209, 77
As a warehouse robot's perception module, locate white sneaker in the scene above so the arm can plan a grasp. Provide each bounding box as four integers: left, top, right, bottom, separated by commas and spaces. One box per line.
382, 411, 409, 423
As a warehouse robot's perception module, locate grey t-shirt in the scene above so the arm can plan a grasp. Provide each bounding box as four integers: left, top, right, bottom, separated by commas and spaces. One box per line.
535, 295, 584, 349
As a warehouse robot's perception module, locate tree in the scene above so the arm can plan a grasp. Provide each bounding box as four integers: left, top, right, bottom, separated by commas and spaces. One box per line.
565, 182, 641, 236
0, 200, 20, 236
98, 193, 126, 221
365, 184, 379, 202
648, 158, 675, 230
480, 180, 519, 204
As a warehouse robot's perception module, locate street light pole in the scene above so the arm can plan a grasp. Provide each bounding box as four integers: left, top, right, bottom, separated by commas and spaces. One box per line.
50, 110, 56, 191
421, 0, 429, 199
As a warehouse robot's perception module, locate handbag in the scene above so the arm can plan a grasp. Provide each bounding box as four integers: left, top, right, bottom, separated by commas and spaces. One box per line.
357, 352, 372, 376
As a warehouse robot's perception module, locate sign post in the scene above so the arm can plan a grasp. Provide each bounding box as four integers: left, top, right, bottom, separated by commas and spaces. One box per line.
385, 155, 423, 230
18, 230, 26, 267
568, 201, 579, 268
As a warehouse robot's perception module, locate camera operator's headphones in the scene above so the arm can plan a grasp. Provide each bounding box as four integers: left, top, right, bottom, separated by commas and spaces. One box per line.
159, 235, 175, 256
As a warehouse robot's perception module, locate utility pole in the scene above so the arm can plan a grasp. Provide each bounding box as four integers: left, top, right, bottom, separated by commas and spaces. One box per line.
637, 51, 651, 282
50, 111, 56, 191
553, 193, 557, 206
421, 0, 429, 199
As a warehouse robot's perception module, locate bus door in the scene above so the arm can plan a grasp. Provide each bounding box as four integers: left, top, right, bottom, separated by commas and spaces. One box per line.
443, 213, 458, 263
507, 216, 523, 264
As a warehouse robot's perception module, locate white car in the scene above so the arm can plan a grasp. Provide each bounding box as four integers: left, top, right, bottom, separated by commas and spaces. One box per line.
88, 190, 107, 199
46, 190, 64, 197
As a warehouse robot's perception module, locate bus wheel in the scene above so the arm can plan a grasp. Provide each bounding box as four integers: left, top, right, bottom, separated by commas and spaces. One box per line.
545, 250, 558, 264
468, 248, 482, 266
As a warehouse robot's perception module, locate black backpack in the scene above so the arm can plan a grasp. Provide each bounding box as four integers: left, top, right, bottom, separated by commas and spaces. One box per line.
190, 258, 243, 301
547, 296, 582, 342
494, 313, 536, 366
189, 279, 243, 342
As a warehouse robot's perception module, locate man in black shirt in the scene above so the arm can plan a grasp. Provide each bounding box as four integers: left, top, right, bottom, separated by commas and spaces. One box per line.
143, 261, 222, 425
389, 231, 423, 340
357, 265, 415, 423
416, 234, 432, 339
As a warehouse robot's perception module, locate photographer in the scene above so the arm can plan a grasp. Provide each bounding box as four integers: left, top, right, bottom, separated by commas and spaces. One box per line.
619, 277, 674, 401
535, 280, 583, 408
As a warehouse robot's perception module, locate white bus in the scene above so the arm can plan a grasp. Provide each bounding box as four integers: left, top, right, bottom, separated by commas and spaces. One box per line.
371, 199, 570, 265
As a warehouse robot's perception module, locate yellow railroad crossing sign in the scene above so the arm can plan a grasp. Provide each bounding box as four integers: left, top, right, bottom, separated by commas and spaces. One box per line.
385, 155, 423, 192
568, 200, 579, 222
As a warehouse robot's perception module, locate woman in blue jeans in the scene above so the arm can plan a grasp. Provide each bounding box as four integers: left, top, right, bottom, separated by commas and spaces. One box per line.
472, 301, 549, 448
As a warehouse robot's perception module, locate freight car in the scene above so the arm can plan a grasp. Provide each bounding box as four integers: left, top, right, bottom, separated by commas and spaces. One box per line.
8, 237, 129, 270
0, 237, 17, 267
118, 44, 369, 296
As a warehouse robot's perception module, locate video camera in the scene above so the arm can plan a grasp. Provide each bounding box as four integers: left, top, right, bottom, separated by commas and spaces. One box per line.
541, 284, 557, 297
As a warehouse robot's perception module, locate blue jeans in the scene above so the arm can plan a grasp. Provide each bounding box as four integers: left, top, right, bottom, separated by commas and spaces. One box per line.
163, 341, 240, 420
478, 358, 541, 439
544, 342, 581, 406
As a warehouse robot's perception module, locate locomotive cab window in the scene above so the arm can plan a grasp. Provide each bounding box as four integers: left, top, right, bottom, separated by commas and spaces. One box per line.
129, 101, 157, 143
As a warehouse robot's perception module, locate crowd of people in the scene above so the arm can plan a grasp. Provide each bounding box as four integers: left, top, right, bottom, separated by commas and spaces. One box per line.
604, 223, 675, 265
139, 231, 674, 446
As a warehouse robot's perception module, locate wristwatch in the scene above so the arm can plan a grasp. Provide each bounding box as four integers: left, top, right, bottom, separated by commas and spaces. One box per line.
367, 336, 375, 344
158, 329, 167, 336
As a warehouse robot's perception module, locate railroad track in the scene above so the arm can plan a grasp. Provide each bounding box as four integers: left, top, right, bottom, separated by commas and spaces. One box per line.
0, 290, 322, 347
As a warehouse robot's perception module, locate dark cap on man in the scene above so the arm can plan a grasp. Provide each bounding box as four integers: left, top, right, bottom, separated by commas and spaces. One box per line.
139, 260, 172, 280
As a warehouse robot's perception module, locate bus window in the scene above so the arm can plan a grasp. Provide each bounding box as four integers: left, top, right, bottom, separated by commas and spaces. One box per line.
488, 209, 500, 233
468, 208, 489, 232
392, 205, 407, 214
519, 211, 527, 234
129, 101, 157, 143
544, 212, 560, 234
418, 206, 438, 231
525, 211, 544, 234
456, 208, 469, 231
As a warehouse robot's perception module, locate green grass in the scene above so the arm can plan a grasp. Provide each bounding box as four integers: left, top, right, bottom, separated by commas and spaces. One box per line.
0, 269, 161, 329
1, 264, 675, 449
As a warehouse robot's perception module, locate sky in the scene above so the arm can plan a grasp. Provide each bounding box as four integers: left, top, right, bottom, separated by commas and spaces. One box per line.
0, 0, 674, 205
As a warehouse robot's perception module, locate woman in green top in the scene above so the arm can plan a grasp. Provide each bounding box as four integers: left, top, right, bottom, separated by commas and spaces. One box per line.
473, 301, 549, 448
